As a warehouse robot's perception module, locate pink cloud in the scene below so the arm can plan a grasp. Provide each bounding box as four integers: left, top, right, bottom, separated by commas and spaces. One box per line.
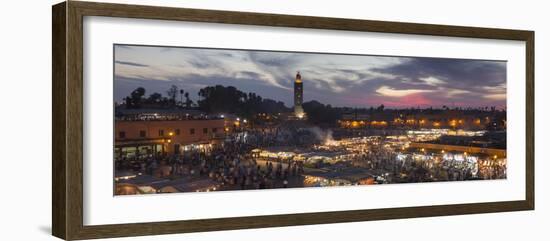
344, 93, 434, 108
339, 92, 504, 109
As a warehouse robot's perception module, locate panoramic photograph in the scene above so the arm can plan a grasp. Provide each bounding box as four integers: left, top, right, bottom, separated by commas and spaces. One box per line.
113, 44, 507, 195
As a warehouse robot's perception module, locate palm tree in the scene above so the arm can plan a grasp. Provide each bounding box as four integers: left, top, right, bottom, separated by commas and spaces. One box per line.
179, 89, 184, 106
184, 92, 192, 108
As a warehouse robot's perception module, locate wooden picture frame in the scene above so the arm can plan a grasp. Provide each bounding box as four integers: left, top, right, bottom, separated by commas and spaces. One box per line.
52, 1, 534, 240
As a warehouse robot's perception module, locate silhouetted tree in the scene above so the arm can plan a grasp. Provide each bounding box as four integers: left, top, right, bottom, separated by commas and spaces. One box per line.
376, 104, 385, 112
126, 87, 145, 108
184, 92, 192, 108
179, 89, 184, 105
197, 85, 290, 117
303, 100, 342, 125
147, 92, 162, 103
198, 85, 246, 113
166, 85, 178, 105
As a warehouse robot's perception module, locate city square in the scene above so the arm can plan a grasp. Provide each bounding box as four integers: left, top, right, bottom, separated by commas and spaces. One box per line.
113, 45, 507, 195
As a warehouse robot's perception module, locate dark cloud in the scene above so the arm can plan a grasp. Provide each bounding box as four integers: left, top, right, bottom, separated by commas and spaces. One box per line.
246, 52, 301, 89
239, 71, 263, 79
371, 57, 506, 89
252, 56, 288, 67
115, 60, 149, 67
219, 52, 234, 58
187, 59, 213, 69
115, 44, 506, 108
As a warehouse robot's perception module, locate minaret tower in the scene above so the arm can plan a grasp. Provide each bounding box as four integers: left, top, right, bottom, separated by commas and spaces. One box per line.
294, 71, 305, 118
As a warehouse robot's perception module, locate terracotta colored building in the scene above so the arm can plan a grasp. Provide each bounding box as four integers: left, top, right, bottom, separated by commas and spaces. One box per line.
338, 112, 505, 130
115, 118, 225, 158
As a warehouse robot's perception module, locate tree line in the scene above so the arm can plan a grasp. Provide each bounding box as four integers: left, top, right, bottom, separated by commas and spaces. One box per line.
122, 85, 290, 116
123, 85, 193, 109
121, 85, 504, 125
197, 85, 290, 116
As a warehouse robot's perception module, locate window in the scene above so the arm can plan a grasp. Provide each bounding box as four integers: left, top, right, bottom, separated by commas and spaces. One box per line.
139, 130, 146, 138
159, 129, 164, 136
212, 128, 218, 133
118, 131, 126, 139
189, 128, 195, 135
175, 129, 180, 135
203, 128, 208, 134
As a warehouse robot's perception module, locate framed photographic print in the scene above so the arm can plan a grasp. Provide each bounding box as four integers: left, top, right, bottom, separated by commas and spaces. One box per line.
52, 1, 534, 240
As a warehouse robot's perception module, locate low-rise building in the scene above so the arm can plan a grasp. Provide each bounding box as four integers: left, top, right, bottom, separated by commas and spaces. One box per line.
114, 108, 225, 157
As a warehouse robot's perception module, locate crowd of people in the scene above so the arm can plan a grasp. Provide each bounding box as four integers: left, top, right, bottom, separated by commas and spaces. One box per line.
307, 135, 507, 183
115, 126, 507, 193
116, 134, 307, 191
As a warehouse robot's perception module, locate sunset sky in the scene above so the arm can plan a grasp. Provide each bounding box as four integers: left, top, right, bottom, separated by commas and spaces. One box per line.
114, 45, 506, 109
